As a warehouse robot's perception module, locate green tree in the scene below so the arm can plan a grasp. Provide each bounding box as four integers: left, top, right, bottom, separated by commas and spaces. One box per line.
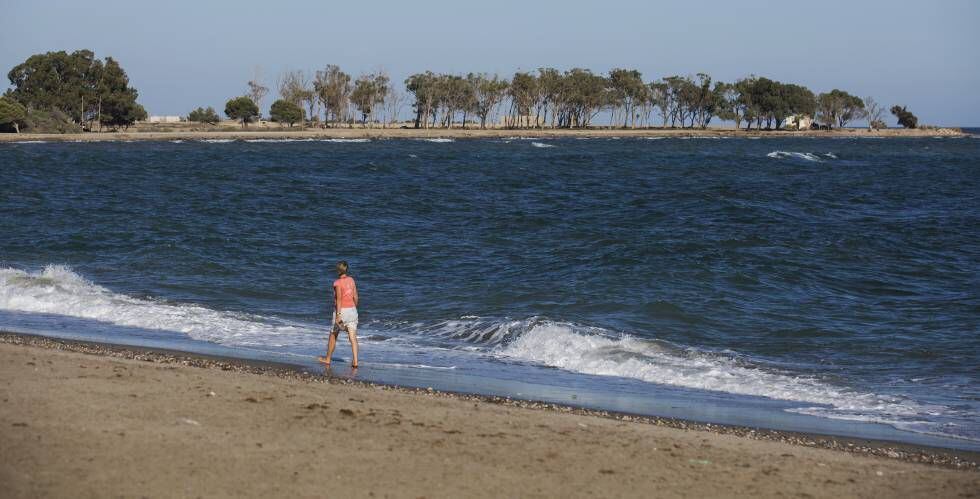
225, 96, 259, 128
890, 105, 918, 128
188, 106, 220, 124
608, 68, 646, 128
0, 96, 28, 132
816, 89, 864, 129
269, 99, 304, 127
405, 71, 438, 129
314, 65, 352, 127
467, 73, 508, 129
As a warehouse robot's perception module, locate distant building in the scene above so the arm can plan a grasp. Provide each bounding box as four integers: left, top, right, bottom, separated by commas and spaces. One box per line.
147, 115, 184, 123
782, 114, 813, 130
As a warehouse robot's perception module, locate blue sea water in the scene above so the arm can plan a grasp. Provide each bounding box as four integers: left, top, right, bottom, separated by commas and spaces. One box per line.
1, 135, 978, 449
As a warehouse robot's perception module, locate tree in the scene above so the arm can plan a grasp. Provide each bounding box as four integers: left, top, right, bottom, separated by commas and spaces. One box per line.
99, 90, 146, 130
608, 68, 646, 128
816, 89, 864, 129
508, 72, 538, 128
225, 96, 259, 127
0, 96, 28, 132
247, 80, 269, 112
468, 73, 508, 129
269, 99, 304, 127
863, 96, 885, 129
314, 65, 352, 127
890, 105, 918, 128
6, 50, 144, 131
188, 106, 220, 124
405, 71, 438, 128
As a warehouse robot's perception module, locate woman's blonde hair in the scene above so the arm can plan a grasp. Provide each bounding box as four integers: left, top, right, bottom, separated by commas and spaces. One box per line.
336, 261, 349, 275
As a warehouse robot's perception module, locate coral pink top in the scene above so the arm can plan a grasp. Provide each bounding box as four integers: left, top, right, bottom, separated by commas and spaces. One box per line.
333, 275, 357, 309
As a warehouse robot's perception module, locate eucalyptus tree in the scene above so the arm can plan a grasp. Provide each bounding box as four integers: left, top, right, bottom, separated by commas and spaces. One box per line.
350, 72, 390, 126
535, 67, 562, 128
608, 68, 646, 128
467, 73, 509, 129
0, 96, 28, 132
648, 80, 671, 128
816, 89, 864, 128
405, 71, 438, 128
6, 50, 143, 130
314, 65, 352, 127
890, 105, 917, 128
508, 72, 538, 128
247, 80, 269, 111
863, 96, 885, 129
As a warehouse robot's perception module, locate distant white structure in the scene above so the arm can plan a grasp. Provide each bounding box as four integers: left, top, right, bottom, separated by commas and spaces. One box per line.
782, 114, 813, 130
147, 115, 184, 123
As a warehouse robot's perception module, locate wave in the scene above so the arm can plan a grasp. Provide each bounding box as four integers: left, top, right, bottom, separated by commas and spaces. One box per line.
12, 140, 48, 144
492, 320, 945, 427
531, 142, 555, 148
169, 139, 185, 143
1, 265, 966, 438
419, 138, 454, 143
767, 151, 824, 162
0, 265, 323, 349
320, 138, 371, 143
200, 139, 236, 143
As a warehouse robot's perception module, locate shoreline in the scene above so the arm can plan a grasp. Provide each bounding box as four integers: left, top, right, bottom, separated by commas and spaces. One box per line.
3, 332, 978, 498
0, 126, 967, 143
3, 331, 977, 470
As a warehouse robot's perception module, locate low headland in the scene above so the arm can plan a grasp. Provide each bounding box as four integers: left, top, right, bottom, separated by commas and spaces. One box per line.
1, 332, 977, 498
0, 122, 966, 143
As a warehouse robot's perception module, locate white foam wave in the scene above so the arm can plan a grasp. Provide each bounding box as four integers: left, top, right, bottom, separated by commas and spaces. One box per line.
200, 139, 235, 143
419, 138, 454, 143
531, 142, 555, 148
244, 138, 314, 143
12, 140, 48, 144
320, 138, 371, 143
496, 321, 938, 425
767, 151, 823, 162
0, 265, 323, 348
169, 139, 185, 144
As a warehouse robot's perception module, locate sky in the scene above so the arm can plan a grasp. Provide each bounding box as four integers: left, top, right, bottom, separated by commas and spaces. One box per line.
2, 0, 979, 126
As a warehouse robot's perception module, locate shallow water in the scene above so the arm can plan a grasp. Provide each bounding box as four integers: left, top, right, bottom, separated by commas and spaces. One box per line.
1, 135, 978, 447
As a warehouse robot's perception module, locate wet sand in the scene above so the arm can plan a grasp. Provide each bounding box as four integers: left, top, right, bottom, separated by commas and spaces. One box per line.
0, 125, 965, 143
1, 334, 977, 498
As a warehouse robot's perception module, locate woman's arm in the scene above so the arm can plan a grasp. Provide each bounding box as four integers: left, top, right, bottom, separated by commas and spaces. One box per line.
333, 284, 342, 323
353, 281, 359, 308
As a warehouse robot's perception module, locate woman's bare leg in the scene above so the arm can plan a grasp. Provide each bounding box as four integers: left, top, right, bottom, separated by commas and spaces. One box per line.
321, 330, 339, 365
347, 328, 359, 367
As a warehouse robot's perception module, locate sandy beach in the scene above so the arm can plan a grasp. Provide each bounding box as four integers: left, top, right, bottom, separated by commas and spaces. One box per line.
0, 124, 966, 143
1, 334, 976, 498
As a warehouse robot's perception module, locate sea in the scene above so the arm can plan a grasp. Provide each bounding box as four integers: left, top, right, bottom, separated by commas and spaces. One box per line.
2, 132, 978, 450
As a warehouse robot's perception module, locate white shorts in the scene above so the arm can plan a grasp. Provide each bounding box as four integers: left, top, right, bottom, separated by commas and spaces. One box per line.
332, 307, 358, 333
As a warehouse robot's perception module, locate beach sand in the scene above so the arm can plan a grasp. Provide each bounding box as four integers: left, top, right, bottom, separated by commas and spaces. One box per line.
1, 336, 977, 498
0, 124, 966, 142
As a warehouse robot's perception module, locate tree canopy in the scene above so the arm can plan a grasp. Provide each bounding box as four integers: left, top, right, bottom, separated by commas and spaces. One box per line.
0, 96, 28, 133
225, 96, 259, 127
890, 105, 918, 129
5, 50, 144, 129
269, 99, 304, 127
188, 106, 220, 124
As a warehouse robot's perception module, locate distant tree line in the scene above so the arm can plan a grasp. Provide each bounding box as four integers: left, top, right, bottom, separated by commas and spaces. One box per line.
2, 50, 146, 132
217, 66, 921, 131
0, 50, 924, 133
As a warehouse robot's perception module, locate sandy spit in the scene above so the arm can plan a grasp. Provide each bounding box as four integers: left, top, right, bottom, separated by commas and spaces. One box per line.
0, 125, 966, 143
1, 334, 977, 498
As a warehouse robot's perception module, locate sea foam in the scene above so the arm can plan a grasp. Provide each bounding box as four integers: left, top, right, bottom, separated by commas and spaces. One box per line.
0, 265, 322, 349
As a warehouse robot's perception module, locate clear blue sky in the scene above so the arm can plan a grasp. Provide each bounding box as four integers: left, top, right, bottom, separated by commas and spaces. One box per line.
2, 0, 978, 126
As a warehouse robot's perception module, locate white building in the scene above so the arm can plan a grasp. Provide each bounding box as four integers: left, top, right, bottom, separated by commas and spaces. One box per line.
782, 114, 813, 130
147, 115, 184, 123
